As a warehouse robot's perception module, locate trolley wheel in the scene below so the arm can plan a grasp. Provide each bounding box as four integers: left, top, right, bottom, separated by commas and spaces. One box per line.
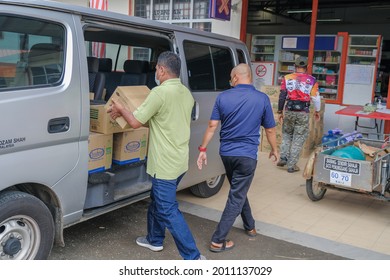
306, 177, 327, 201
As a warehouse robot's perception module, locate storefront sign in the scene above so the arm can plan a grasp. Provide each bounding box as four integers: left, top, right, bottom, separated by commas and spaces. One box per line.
209, 0, 231, 21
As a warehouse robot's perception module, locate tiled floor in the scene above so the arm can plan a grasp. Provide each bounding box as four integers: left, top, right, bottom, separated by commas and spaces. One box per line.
177, 151, 390, 259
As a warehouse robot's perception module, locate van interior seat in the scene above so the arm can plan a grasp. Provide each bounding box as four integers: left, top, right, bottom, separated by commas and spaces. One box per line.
146, 61, 157, 89
87, 56, 105, 101
98, 58, 112, 73
119, 60, 149, 87
100, 58, 125, 102
27, 43, 63, 85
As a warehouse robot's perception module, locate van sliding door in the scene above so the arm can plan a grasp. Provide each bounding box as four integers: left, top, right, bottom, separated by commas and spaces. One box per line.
174, 32, 238, 188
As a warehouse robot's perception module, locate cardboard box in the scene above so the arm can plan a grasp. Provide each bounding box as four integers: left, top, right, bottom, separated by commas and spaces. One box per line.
104, 86, 150, 129
260, 99, 325, 158
112, 128, 149, 165
88, 132, 113, 174
261, 85, 280, 103
90, 104, 133, 134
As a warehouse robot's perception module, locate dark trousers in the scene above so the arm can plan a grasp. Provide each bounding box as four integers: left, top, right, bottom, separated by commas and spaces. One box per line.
211, 156, 257, 244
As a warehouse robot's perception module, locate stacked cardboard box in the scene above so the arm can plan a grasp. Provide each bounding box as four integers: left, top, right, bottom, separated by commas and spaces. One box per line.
88, 86, 150, 173
259, 85, 325, 158
88, 132, 113, 174
112, 128, 149, 165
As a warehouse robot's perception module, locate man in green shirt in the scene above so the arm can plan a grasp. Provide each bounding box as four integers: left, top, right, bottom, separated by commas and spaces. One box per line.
108, 51, 204, 260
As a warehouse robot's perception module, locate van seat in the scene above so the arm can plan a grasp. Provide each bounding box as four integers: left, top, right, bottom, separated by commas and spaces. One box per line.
87, 56, 105, 100
120, 60, 149, 87
98, 58, 112, 73
99, 58, 125, 101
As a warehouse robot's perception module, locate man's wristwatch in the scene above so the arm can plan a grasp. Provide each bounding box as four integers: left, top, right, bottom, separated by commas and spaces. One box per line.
198, 145, 207, 152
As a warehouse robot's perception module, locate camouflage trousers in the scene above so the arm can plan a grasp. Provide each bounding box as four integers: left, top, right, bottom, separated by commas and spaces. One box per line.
280, 111, 309, 169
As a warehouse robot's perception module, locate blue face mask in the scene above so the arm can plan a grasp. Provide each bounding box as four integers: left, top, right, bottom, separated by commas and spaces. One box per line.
155, 72, 160, 86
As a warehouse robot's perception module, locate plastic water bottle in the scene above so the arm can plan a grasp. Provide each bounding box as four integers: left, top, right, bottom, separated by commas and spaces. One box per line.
333, 129, 343, 145
322, 130, 337, 147
338, 131, 363, 145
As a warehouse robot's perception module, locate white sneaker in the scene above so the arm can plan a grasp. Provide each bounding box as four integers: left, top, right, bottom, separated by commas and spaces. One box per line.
136, 236, 163, 252
198, 254, 207, 260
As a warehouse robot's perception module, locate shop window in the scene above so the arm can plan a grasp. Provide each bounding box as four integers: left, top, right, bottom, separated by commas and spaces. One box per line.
134, 0, 150, 19
183, 41, 233, 91
0, 15, 65, 90
192, 22, 211, 32
134, 0, 211, 31
193, 0, 209, 19
153, 0, 170, 20
172, 22, 190, 27
173, 0, 191, 20
133, 47, 151, 61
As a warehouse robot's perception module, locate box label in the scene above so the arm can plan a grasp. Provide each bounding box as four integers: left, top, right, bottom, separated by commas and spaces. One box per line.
323, 157, 361, 175
125, 141, 140, 153
89, 148, 105, 160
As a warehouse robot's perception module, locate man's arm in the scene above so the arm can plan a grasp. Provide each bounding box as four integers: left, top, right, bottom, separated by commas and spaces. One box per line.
197, 120, 219, 170
310, 82, 321, 122
277, 78, 288, 123
107, 99, 143, 129
264, 127, 279, 163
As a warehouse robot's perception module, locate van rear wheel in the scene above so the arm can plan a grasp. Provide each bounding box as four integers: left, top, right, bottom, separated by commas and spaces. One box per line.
0, 191, 54, 260
190, 174, 225, 198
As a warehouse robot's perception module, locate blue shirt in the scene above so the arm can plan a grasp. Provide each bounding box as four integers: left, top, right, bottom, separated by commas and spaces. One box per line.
210, 84, 276, 160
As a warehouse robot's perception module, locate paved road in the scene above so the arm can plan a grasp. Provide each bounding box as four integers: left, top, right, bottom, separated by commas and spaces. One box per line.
49, 198, 345, 260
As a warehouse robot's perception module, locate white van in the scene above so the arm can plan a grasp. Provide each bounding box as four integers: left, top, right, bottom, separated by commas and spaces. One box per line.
0, 0, 251, 259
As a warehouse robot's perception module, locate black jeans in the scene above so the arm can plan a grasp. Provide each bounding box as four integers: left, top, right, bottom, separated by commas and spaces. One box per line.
211, 156, 257, 243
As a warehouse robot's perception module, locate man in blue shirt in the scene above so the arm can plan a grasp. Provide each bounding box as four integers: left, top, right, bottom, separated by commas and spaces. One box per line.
197, 63, 279, 253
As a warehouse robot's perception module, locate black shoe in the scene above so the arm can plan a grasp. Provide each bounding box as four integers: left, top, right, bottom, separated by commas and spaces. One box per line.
277, 157, 287, 167
287, 165, 300, 173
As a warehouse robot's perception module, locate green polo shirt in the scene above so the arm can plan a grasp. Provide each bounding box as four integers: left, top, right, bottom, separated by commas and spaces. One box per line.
133, 78, 194, 180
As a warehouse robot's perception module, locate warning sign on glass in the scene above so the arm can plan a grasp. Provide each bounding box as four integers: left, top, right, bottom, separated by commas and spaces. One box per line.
251, 62, 275, 90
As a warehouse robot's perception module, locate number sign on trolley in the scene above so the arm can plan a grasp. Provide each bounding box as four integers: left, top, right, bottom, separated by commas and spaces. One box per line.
324, 157, 361, 187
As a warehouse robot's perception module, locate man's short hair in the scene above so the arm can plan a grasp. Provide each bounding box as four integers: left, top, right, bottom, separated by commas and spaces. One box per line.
157, 51, 181, 77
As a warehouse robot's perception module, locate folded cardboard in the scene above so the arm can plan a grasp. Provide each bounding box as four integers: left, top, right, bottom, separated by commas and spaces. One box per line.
113, 128, 149, 165
104, 86, 150, 129
88, 132, 113, 174
260, 85, 280, 103
260, 99, 325, 158
90, 104, 133, 134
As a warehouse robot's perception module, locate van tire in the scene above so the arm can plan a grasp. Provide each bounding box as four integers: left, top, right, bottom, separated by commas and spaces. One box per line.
0, 191, 54, 260
190, 174, 225, 198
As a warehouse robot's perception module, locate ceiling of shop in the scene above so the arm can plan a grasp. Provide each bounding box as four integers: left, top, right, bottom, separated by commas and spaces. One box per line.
247, 0, 390, 26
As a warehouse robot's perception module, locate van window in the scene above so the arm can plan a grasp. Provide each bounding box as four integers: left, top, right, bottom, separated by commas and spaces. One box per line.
183, 41, 233, 91
85, 42, 151, 71
83, 25, 171, 100
237, 49, 246, 64
0, 15, 65, 90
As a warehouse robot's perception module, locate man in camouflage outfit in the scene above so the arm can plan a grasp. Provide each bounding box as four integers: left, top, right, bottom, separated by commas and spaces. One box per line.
277, 57, 321, 173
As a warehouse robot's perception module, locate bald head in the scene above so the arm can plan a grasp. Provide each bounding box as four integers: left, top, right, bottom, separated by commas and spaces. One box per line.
230, 63, 252, 86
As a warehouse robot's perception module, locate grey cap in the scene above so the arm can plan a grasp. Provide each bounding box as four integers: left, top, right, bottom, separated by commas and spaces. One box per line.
295, 56, 308, 67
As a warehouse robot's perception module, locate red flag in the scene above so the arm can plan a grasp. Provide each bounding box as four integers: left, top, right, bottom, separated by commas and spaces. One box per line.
90, 0, 108, 10
89, 0, 108, 58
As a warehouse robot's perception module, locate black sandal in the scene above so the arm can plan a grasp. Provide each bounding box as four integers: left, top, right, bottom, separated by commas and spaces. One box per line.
209, 239, 235, 253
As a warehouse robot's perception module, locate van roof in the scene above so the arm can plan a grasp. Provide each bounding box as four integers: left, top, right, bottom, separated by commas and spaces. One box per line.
0, 0, 244, 45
